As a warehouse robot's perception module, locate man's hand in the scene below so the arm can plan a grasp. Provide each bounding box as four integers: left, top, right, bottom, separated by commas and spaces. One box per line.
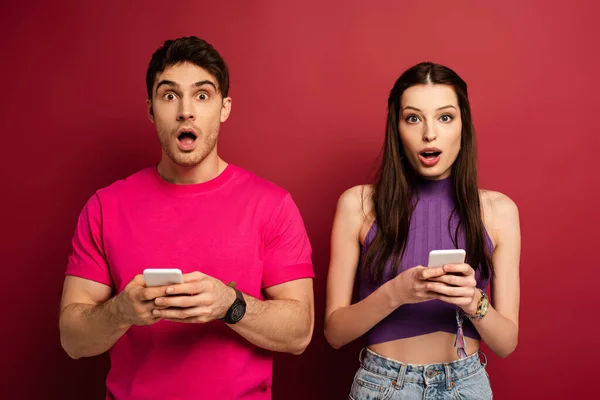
115, 275, 171, 326
152, 272, 236, 323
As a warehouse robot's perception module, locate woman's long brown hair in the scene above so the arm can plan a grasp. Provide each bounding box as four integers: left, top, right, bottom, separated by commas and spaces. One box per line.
363, 62, 493, 283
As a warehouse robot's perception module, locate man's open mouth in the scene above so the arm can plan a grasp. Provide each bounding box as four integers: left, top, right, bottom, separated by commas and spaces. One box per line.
177, 131, 197, 145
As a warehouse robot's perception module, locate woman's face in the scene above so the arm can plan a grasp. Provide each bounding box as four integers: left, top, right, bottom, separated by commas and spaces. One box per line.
398, 83, 462, 180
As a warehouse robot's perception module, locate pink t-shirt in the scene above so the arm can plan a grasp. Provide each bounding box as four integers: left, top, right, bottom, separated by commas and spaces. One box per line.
66, 164, 314, 400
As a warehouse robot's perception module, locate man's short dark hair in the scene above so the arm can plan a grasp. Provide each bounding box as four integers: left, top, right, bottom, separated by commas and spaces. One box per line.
146, 36, 230, 99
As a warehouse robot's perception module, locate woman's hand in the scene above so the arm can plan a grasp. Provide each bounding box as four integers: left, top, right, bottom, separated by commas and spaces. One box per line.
387, 265, 446, 306
425, 264, 479, 314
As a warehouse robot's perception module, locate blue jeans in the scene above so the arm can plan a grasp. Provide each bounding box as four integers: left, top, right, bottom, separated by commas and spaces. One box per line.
349, 348, 492, 399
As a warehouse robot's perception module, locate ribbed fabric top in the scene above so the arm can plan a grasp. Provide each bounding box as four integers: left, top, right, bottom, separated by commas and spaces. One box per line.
358, 177, 492, 344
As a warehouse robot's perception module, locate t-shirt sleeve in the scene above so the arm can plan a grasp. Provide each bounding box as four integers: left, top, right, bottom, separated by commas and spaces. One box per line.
262, 193, 314, 288
65, 194, 113, 287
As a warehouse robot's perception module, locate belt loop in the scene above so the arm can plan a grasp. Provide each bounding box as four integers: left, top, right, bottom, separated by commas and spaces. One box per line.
478, 350, 488, 368
358, 347, 366, 366
396, 363, 407, 389
444, 364, 453, 390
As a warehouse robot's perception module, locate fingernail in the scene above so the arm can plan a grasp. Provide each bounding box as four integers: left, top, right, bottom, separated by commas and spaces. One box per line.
153, 309, 160, 315
155, 298, 163, 305
166, 287, 174, 294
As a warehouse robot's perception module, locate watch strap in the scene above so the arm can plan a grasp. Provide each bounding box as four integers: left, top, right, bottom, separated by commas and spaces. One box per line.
466, 289, 489, 320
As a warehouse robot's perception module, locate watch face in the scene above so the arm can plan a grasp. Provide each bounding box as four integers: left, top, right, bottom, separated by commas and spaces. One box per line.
480, 298, 489, 314
231, 304, 246, 322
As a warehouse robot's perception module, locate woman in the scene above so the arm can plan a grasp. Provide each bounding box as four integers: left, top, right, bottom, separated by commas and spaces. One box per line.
325, 62, 520, 399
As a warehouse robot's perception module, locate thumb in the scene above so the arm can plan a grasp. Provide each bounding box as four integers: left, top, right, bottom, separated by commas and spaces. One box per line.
412, 266, 428, 279
132, 274, 146, 286
419, 266, 444, 280
183, 271, 207, 283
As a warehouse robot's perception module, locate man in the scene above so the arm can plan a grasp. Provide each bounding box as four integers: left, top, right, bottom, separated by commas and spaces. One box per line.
59, 36, 315, 400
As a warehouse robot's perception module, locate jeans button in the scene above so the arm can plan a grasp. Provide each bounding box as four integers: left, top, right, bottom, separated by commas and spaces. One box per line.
426, 369, 434, 378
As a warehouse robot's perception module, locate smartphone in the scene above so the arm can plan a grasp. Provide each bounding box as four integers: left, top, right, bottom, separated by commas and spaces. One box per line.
143, 268, 184, 287
427, 249, 466, 268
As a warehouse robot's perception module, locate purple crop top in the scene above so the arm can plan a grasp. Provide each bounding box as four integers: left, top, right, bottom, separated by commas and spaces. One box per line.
358, 177, 493, 345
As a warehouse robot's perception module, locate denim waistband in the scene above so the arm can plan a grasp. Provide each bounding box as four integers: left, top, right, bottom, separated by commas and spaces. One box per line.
359, 347, 487, 389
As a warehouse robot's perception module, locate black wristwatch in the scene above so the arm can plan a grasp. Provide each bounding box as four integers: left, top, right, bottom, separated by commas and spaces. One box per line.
221, 288, 246, 324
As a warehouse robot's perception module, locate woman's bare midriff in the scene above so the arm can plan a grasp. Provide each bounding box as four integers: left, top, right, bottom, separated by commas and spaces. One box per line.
368, 332, 480, 364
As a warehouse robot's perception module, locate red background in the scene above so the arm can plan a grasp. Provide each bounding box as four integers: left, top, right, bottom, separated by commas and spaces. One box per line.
1, 1, 598, 399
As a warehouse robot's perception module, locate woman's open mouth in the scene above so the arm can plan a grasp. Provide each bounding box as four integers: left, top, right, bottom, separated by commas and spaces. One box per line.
418, 149, 442, 166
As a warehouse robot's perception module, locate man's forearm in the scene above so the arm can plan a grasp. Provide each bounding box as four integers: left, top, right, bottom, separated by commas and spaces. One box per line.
59, 297, 131, 359
227, 295, 313, 355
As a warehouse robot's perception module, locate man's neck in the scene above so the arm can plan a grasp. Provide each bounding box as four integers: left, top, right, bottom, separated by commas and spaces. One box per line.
157, 156, 227, 185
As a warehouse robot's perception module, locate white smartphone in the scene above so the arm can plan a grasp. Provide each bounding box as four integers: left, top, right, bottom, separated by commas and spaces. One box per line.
143, 268, 184, 287
427, 249, 466, 268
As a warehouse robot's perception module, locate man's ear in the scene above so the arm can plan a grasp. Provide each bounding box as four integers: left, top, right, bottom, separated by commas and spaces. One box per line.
220, 97, 232, 123
146, 99, 155, 123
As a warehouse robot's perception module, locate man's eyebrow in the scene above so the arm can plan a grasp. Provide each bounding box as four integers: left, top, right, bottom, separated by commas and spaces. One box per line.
155, 80, 178, 93
155, 80, 218, 94
193, 80, 217, 91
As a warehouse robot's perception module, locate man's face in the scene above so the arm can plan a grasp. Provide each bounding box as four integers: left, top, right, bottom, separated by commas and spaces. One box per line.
147, 62, 231, 168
